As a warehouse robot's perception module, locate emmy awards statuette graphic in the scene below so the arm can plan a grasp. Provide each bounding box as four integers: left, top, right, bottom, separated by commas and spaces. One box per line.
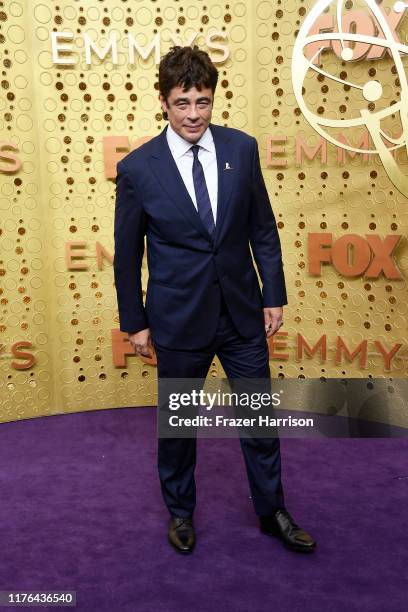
292, 0, 408, 198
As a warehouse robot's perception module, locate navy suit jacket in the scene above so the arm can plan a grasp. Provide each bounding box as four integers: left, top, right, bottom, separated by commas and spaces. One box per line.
114, 123, 287, 350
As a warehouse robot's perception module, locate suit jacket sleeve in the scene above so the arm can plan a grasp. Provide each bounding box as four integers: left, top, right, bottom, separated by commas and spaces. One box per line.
249, 138, 288, 308
113, 160, 148, 334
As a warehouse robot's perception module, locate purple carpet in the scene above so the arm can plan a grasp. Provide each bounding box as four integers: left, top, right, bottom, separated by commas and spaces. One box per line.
0, 407, 406, 611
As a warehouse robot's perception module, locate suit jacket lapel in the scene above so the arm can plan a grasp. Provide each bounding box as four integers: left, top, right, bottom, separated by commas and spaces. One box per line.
148, 126, 213, 242
210, 124, 236, 247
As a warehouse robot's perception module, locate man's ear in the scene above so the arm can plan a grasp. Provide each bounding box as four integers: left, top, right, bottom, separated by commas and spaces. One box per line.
159, 94, 169, 121
159, 94, 168, 114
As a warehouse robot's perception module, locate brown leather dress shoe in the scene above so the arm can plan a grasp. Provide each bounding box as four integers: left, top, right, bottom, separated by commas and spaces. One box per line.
260, 508, 317, 553
168, 516, 195, 554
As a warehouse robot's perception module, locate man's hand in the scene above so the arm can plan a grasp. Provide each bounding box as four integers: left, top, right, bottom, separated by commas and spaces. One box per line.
128, 328, 154, 358
263, 307, 284, 338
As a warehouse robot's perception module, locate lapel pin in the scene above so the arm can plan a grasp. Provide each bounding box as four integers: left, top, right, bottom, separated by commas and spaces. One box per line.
224, 162, 233, 171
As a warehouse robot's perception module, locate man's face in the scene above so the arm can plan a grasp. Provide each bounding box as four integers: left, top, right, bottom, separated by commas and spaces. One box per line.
160, 85, 214, 143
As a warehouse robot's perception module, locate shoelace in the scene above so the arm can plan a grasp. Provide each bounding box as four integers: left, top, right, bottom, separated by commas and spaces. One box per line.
174, 518, 192, 529
276, 509, 300, 530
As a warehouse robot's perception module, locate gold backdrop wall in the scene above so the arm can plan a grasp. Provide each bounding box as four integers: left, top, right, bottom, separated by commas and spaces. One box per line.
0, 0, 407, 423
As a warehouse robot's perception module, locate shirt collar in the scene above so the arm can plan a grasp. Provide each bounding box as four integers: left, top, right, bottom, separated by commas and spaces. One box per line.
166, 123, 215, 159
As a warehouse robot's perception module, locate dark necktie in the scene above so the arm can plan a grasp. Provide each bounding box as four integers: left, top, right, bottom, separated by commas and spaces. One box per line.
191, 145, 216, 236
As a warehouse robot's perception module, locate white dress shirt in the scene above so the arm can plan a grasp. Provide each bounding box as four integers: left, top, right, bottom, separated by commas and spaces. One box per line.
166, 123, 218, 223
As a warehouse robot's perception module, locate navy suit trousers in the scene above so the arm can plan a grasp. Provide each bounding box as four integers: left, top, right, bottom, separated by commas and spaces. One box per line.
154, 293, 285, 518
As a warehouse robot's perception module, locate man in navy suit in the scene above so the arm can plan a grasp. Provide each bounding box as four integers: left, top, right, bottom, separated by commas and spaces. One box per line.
114, 46, 316, 554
